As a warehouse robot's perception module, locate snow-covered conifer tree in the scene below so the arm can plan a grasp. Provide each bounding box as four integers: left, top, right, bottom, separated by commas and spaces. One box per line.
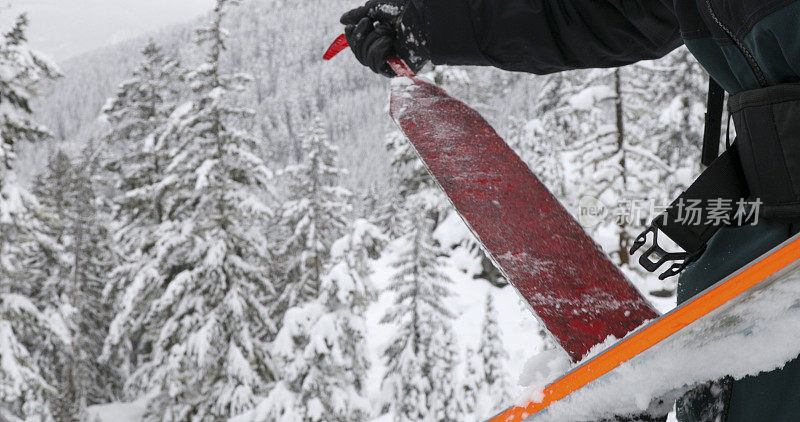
429, 328, 464, 422
109, 1, 277, 419
363, 181, 404, 240
18, 149, 120, 419
0, 296, 56, 420
564, 68, 668, 269
0, 12, 60, 274
277, 117, 351, 308
257, 221, 381, 422
65, 154, 121, 413
380, 208, 457, 421
623, 50, 709, 293
507, 72, 590, 202
331, 218, 385, 289
555, 55, 706, 293
101, 39, 181, 212
16, 152, 70, 310
479, 294, 511, 411
306, 221, 380, 420
373, 180, 406, 240
462, 347, 483, 417
0, 13, 59, 181
100, 40, 182, 379
384, 130, 442, 214
643, 47, 708, 171
0, 12, 60, 422
251, 115, 375, 420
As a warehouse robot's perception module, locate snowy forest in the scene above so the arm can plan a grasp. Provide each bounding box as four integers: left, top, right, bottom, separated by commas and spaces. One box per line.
0, 0, 711, 421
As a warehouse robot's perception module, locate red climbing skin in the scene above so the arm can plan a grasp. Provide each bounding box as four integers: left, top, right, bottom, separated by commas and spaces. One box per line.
389, 77, 659, 361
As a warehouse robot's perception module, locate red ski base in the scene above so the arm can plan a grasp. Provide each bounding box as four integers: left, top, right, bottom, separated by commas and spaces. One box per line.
390, 77, 658, 360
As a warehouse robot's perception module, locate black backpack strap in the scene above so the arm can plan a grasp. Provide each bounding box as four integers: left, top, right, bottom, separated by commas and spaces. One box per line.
630, 146, 750, 279
702, 78, 725, 167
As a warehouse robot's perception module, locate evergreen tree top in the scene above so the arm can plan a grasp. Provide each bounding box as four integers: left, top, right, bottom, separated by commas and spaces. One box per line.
0, 12, 60, 177
101, 40, 180, 134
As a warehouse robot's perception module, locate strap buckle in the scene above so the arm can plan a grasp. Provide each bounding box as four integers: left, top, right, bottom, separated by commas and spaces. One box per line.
630, 216, 705, 280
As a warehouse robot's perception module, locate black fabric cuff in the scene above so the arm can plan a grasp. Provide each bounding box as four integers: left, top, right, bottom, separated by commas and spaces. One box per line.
409, 0, 491, 66
397, 0, 431, 67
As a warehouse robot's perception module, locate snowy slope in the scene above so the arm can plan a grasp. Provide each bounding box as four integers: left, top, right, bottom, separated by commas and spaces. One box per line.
87, 398, 147, 422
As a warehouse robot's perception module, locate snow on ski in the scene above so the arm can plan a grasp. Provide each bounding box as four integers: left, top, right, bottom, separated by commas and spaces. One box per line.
490, 233, 800, 422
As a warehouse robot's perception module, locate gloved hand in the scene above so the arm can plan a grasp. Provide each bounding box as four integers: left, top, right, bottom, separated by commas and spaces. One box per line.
340, 0, 429, 77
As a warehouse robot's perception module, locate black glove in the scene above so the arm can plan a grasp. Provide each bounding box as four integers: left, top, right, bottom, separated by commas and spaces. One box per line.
340, 0, 429, 77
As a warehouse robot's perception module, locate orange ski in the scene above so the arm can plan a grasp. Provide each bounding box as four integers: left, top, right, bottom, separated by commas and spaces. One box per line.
491, 233, 800, 422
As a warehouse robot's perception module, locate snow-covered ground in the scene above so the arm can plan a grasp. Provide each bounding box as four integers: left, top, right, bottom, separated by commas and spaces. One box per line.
87, 398, 147, 422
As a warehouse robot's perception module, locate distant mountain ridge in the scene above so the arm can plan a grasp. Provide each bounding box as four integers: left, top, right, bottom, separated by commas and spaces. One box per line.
30, 0, 394, 189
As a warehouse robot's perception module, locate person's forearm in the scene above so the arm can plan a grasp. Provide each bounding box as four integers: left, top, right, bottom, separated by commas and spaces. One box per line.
411, 0, 683, 74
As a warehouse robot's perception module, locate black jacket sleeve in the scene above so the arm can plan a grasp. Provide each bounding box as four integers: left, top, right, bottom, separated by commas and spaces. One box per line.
409, 0, 682, 74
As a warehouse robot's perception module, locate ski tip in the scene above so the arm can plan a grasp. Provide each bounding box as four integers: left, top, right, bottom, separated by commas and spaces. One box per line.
323, 34, 348, 60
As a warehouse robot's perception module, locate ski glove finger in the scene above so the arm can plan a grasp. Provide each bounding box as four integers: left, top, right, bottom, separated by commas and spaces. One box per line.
340, 4, 370, 25
340, 0, 403, 25
367, 0, 404, 21
345, 18, 375, 68
365, 24, 396, 76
